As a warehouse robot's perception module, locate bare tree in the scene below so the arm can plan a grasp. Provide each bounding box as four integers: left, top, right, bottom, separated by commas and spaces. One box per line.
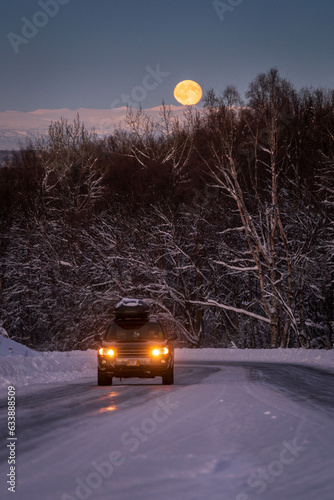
195, 70, 300, 347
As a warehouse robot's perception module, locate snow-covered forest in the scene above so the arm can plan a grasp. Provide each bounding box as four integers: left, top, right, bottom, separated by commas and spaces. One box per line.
0, 69, 333, 350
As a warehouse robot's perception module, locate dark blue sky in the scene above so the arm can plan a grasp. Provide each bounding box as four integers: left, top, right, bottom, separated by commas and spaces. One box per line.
1, 0, 334, 112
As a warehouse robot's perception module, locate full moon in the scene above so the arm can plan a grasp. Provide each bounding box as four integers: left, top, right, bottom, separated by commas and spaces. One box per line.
173, 80, 203, 105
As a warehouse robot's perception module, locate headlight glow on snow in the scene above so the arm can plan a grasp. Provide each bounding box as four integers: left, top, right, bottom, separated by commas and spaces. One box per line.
98, 348, 115, 356
152, 347, 169, 356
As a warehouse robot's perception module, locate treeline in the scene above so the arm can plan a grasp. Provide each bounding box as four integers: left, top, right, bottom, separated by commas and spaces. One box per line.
0, 69, 333, 350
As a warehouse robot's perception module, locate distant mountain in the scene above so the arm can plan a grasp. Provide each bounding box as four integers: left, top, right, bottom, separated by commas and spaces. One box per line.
0, 106, 187, 150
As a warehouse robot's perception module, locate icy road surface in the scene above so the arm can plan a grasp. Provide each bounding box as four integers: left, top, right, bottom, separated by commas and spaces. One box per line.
1, 361, 334, 500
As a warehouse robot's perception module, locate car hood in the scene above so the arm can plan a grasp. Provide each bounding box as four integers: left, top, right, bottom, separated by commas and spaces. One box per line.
102, 339, 168, 346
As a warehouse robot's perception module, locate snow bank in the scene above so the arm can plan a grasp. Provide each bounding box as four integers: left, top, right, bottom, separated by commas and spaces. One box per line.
0, 331, 333, 389
0, 332, 96, 389
175, 347, 334, 373
0, 334, 39, 358
0, 349, 96, 389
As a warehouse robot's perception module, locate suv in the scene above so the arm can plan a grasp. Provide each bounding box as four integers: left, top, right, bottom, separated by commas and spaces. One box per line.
96, 299, 177, 386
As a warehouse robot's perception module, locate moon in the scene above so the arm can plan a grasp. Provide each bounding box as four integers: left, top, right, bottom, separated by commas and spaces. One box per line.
173, 80, 203, 105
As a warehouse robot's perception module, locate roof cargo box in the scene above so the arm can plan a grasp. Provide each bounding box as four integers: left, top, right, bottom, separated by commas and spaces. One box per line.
114, 298, 149, 318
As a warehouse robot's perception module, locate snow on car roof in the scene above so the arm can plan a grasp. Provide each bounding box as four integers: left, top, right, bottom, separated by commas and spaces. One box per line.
115, 298, 148, 308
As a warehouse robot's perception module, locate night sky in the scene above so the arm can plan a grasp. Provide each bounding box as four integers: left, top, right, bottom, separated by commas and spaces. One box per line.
1, 0, 334, 112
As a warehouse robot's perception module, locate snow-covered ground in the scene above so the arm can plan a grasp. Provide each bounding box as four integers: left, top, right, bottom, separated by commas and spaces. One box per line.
1, 334, 334, 500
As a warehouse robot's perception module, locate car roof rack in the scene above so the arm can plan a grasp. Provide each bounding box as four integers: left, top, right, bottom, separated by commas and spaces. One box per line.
113, 298, 150, 319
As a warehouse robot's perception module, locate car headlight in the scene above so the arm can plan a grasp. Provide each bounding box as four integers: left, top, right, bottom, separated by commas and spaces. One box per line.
151, 347, 169, 356
98, 348, 115, 357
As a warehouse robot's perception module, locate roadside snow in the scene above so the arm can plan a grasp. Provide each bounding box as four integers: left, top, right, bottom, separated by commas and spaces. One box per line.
0, 335, 38, 357
0, 332, 333, 389
0, 335, 96, 389
175, 347, 334, 372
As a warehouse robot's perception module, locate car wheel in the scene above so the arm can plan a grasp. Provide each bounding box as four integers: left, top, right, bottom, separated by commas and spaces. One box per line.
98, 369, 112, 386
162, 366, 174, 385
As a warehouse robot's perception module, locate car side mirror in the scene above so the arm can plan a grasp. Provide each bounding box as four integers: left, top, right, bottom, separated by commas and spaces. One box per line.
168, 334, 177, 341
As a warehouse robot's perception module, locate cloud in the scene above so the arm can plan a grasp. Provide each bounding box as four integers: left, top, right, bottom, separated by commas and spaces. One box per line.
0, 106, 186, 150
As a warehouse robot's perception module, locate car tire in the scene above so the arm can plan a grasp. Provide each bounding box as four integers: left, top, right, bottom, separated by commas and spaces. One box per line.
162, 366, 174, 385
98, 369, 112, 386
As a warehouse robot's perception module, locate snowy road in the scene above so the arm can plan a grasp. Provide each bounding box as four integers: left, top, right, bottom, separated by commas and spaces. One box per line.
1, 361, 334, 500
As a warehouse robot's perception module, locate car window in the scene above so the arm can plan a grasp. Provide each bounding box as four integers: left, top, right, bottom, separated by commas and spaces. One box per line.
106, 321, 165, 340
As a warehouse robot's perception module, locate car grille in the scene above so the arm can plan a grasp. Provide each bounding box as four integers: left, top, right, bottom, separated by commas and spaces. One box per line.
116, 345, 151, 357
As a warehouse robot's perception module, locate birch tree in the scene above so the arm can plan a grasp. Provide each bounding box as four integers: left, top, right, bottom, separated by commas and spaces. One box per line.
198, 71, 300, 347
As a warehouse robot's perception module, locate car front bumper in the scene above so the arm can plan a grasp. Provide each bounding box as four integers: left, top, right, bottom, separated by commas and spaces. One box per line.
98, 355, 173, 378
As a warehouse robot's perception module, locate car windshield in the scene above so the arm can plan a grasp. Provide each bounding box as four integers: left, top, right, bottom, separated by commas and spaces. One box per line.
106, 321, 165, 340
